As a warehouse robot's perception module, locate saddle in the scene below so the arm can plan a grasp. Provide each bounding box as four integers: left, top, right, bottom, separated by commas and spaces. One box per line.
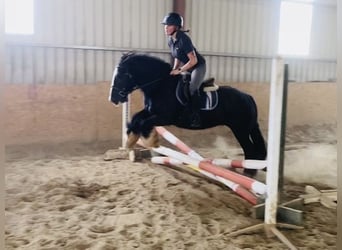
202, 78, 219, 92
176, 73, 219, 110
181, 72, 219, 93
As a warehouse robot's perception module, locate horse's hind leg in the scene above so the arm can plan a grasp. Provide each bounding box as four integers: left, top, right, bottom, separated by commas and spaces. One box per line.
231, 127, 260, 177
250, 123, 267, 160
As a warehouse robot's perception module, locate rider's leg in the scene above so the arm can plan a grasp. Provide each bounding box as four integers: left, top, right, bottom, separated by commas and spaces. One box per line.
189, 63, 206, 95
189, 92, 201, 127
189, 63, 206, 127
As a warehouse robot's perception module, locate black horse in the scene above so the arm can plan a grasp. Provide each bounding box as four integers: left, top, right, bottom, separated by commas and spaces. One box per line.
109, 53, 267, 176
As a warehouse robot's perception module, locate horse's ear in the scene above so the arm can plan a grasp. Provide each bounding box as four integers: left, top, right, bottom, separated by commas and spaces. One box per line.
121, 51, 136, 61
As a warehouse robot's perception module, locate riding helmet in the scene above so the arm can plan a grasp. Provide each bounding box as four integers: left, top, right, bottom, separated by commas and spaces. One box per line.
161, 12, 183, 28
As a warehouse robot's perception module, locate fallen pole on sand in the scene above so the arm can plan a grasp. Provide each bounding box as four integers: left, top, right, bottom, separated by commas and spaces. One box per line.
151, 156, 183, 167
152, 146, 266, 195
151, 156, 259, 205
155, 126, 266, 170
153, 126, 265, 197
207, 158, 266, 170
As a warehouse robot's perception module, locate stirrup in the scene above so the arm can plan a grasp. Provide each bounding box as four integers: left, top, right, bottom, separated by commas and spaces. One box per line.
202, 78, 219, 92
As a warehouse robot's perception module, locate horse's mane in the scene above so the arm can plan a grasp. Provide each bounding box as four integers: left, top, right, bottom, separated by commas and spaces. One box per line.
119, 52, 172, 75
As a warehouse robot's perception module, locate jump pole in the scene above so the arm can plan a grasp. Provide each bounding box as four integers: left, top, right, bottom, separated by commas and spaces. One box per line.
151, 156, 183, 167
152, 127, 261, 204
138, 132, 260, 203
154, 126, 265, 196
152, 156, 259, 205
155, 126, 203, 160
152, 145, 266, 196
155, 126, 266, 169
228, 57, 302, 250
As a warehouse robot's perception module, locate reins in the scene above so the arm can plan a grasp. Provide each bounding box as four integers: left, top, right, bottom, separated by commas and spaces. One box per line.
113, 75, 166, 98
135, 76, 165, 90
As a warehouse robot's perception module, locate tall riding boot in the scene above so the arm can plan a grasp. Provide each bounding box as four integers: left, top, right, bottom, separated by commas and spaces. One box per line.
190, 94, 201, 127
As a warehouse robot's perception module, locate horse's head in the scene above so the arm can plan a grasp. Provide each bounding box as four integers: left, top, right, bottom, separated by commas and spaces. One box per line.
109, 53, 138, 105
109, 53, 172, 105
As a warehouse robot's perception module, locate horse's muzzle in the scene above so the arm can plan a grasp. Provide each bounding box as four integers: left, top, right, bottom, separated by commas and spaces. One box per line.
110, 95, 127, 105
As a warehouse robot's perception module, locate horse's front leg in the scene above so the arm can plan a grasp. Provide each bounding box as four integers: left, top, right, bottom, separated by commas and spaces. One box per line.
126, 132, 141, 149
126, 110, 159, 149
126, 129, 160, 149
126, 126, 159, 149
125, 110, 148, 148
140, 126, 159, 148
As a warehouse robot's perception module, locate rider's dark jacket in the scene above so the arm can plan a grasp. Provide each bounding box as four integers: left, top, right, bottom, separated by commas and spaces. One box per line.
167, 30, 206, 72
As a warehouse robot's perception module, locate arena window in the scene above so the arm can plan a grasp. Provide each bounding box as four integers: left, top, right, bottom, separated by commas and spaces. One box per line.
5, 0, 34, 34
278, 0, 313, 56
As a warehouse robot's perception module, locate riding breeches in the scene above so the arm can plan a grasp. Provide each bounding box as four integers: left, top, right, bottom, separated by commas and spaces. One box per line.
189, 63, 206, 96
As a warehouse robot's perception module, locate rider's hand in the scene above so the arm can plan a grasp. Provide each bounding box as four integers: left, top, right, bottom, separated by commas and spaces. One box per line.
170, 68, 182, 75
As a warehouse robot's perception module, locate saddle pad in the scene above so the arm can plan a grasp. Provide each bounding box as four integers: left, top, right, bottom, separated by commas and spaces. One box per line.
200, 90, 218, 111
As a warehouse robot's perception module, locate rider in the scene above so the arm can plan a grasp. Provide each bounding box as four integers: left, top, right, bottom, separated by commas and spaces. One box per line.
161, 12, 206, 127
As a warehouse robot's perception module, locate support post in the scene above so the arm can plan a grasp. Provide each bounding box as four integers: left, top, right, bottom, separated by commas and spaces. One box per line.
279, 64, 289, 191
173, 0, 186, 18
227, 58, 302, 250
0, 3, 5, 250
265, 57, 285, 225
121, 95, 131, 149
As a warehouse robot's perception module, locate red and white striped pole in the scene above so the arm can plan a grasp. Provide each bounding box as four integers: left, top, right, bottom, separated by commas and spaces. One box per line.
155, 126, 203, 160
143, 131, 260, 204
152, 156, 259, 205
156, 126, 266, 170
151, 156, 183, 167
154, 126, 265, 195
152, 146, 266, 195
207, 158, 266, 170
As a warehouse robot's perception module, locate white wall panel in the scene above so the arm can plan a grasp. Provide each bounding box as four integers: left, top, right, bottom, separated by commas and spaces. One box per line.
34, 48, 46, 84
187, 0, 280, 56
185, 0, 280, 82
5, 0, 337, 84
310, 4, 337, 59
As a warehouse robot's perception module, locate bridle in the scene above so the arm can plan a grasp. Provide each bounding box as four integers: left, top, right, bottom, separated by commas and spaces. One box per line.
112, 66, 165, 98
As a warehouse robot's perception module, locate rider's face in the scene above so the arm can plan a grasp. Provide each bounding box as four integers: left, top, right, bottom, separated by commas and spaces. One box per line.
164, 25, 177, 36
